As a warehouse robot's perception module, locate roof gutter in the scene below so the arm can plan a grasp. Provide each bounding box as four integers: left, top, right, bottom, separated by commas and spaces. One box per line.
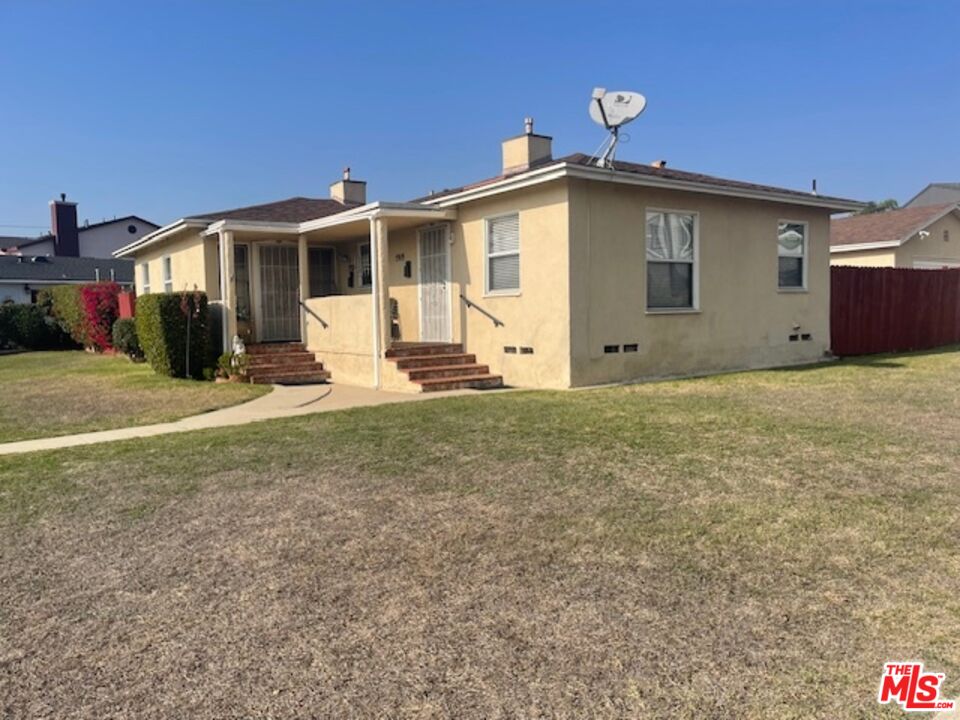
830, 241, 901, 253
422, 162, 864, 213
113, 219, 208, 257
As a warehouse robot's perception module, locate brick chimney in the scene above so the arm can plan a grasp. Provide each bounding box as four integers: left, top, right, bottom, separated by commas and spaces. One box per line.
49, 193, 79, 257
501, 117, 552, 175
329, 167, 366, 205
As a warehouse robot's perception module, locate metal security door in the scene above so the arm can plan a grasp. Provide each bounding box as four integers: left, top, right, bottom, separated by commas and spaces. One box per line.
258, 244, 300, 341
419, 226, 451, 342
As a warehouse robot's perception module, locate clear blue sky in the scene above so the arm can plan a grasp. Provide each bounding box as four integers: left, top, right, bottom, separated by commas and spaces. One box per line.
1, 1, 958, 231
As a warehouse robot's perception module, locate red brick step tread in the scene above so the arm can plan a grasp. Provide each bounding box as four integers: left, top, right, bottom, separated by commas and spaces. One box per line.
393, 354, 477, 370
405, 364, 490, 381
385, 343, 464, 358
413, 374, 503, 392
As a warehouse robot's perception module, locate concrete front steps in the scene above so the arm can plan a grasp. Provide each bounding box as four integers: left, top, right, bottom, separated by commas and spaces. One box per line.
245, 342, 331, 385
385, 342, 503, 392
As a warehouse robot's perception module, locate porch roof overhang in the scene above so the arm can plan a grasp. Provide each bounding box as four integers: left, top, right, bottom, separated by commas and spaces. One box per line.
115, 202, 454, 258
197, 202, 456, 240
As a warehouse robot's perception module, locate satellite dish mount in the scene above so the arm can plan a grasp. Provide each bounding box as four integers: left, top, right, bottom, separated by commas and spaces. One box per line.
589, 87, 647, 168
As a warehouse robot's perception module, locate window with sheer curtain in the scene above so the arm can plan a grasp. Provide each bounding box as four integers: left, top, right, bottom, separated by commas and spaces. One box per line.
646, 210, 696, 309
162, 256, 173, 293
486, 214, 520, 293
777, 221, 806, 289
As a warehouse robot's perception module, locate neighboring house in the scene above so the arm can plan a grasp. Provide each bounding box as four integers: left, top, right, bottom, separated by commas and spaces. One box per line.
0, 195, 158, 258
904, 183, 960, 209
116, 121, 860, 391
830, 203, 960, 269
0, 195, 151, 304
0, 255, 133, 304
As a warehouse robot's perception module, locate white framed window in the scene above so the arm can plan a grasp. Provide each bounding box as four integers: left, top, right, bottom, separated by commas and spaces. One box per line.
358, 243, 372, 287
646, 209, 698, 310
140, 263, 150, 293
162, 256, 173, 293
777, 221, 807, 290
485, 213, 520, 294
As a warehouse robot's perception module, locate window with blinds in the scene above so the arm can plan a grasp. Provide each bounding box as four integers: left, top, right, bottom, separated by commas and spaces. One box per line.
486, 213, 520, 293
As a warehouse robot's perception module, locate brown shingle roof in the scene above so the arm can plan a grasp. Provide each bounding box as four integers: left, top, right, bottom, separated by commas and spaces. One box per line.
830, 203, 957, 247
190, 196, 358, 223
416, 152, 859, 207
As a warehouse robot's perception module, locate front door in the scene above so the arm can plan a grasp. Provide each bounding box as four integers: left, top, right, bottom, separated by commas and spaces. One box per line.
419, 226, 451, 342
258, 244, 300, 341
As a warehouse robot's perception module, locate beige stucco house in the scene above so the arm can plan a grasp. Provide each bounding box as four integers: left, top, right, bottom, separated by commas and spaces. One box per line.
830, 203, 960, 269
116, 122, 860, 391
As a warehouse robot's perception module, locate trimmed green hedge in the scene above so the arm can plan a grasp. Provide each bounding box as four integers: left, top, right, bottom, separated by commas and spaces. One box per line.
135, 291, 209, 379
39, 285, 87, 346
0, 303, 77, 350
111, 318, 143, 360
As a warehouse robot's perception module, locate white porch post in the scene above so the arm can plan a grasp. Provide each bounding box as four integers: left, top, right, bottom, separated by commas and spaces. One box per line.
297, 233, 309, 343
219, 229, 237, 350
376, 218, 391, 353
369, 216, 389, 389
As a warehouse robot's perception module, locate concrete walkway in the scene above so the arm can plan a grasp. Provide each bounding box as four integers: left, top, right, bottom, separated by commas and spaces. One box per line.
0, 383, 474, 456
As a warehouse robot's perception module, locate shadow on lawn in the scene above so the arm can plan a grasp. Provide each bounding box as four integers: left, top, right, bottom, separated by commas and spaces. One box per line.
769, 344, 960, 374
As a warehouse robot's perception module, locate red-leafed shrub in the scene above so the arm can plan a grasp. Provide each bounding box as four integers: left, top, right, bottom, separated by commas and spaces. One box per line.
79, 282, 121, 351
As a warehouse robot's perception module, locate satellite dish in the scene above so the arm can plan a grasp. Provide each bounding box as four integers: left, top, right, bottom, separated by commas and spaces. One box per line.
589, 89, 647, 129
589, 87, 647, 168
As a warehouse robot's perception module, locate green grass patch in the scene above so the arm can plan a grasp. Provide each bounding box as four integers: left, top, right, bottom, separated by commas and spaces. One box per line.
0, 351, 268, 443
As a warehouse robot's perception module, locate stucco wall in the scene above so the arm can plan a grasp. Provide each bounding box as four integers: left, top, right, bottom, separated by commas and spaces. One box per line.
830, 250, 897, 267
893, 213, 960, 268
449, 180, 572, 389
305, 293, 374, 386
133, 230, 215, 297
385, 227, 420, 342
567, 179, 832, 386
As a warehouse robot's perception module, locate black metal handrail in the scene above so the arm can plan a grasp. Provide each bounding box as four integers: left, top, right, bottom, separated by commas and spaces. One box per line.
460, 294, 504, 327
298, 299, 328, 329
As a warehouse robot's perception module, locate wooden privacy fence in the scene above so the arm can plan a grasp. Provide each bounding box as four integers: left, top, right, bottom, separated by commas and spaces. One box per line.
831, 266, 960, 356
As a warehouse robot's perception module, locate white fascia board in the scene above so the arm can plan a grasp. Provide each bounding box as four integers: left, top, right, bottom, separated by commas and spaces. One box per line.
421, 162, 863, 212
113, 219, 208, 257
200, 219, 300, 236
369, 205, 457, 220
565, 165, 864, 212
830, 241, 901, 253
420, 166, 568, 208
297, 203, 454, 233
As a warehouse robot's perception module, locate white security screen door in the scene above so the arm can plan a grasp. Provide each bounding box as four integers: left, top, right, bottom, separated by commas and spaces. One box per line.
258, 244, 300, 341
419, 226, 451, 342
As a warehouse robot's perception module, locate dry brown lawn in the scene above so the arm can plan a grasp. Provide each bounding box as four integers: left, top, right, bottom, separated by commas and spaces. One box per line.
2, 348, 960, 718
